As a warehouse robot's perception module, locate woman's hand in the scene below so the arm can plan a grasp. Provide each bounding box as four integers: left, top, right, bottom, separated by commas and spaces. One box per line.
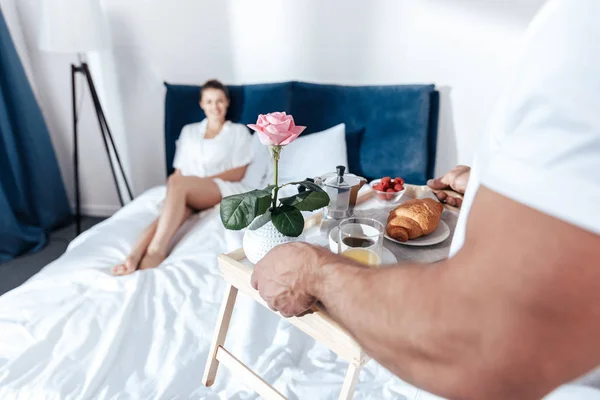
427, 165, 471, 208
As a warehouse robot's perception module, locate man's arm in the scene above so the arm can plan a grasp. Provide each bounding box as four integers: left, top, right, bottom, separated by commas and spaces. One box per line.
257, 186, 600, 400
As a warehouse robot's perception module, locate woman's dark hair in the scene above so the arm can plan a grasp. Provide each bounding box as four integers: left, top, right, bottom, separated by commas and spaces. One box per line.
200, 79, 230, 101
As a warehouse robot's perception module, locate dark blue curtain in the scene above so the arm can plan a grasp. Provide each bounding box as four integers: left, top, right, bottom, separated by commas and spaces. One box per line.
0, 8, 71, 262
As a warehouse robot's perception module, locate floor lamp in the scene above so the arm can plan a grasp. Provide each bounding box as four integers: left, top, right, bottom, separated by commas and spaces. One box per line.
39, 0, 133, 234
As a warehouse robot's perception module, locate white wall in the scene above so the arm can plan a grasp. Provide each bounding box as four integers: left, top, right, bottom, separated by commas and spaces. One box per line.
6, 0, 546, 216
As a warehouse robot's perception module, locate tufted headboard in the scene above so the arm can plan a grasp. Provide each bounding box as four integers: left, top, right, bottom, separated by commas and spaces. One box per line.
164, 81, 439, 184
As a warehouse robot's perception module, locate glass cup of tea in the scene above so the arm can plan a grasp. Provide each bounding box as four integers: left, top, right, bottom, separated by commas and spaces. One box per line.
338, 217, 384, 267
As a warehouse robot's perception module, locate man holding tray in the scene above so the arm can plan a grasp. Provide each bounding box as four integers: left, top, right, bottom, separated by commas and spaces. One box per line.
251, 0, 600, 399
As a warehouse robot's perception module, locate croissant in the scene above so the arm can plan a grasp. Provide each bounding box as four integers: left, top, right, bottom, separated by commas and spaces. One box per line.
386, 198, 443, 242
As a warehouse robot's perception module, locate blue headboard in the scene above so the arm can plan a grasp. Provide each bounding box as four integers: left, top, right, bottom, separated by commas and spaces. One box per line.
164, 81, 439, 184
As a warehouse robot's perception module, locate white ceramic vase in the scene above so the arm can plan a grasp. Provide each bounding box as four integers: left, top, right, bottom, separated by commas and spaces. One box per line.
243, 220, 298, 264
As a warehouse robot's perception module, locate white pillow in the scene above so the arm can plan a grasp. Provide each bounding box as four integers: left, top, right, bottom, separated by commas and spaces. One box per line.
241, 133, 270, 189
270, 123, 348, 190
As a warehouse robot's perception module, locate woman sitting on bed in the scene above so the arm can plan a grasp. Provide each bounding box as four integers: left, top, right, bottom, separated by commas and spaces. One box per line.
112, 79, 253, 276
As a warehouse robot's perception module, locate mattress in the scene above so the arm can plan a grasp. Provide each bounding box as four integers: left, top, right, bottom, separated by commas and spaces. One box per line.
0, 186, 431, 400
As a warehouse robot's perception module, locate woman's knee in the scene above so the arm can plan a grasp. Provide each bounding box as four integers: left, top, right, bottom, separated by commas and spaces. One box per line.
186, 180, 222, 210
167, 174, 186, 192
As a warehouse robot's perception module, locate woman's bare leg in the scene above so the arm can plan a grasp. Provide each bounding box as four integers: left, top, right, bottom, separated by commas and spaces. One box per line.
139, 175, 222, 270
137, 206, 193, 270
112, 218, 158, 276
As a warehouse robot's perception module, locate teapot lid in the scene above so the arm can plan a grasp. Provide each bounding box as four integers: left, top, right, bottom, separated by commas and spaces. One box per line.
323, 166, 361, 189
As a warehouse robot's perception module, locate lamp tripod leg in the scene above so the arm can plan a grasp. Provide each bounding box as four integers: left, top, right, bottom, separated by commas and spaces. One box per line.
80, 62, 134, 206
98, 103, 134, 200
71, 64, 82, 235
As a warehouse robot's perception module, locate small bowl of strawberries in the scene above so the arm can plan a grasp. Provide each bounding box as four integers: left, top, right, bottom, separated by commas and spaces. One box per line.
370, 176, 406, 204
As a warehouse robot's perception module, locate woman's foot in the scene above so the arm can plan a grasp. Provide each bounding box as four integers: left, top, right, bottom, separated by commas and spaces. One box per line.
112, 253, 142, 276
138, 249, 167, 270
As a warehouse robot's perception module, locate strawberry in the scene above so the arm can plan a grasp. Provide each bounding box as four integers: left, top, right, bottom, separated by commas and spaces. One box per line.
395, 177, 405, 185
394, 184, 404, 192
381, 177, 392, 184
373, 184, 384, 191
386, 188, 395, 193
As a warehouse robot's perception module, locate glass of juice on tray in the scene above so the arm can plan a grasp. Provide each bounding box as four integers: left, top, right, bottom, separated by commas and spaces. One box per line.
338, 217, 384, 267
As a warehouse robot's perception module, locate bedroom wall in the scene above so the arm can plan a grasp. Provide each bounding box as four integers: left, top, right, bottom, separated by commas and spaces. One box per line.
6, 0, 546, 216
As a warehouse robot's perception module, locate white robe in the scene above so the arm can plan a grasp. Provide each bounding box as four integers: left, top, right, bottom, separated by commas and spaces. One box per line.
173, 119, 254, 197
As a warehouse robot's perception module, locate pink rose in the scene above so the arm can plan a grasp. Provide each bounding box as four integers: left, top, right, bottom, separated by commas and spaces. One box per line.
247, 112, 306, 146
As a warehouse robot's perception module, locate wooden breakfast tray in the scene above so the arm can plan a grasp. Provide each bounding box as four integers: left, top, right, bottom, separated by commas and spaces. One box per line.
202, 248, 369, 400
202, 185, 460, 399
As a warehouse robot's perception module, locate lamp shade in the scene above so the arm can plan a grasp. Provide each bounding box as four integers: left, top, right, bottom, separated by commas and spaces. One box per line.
38, 0, 109, 53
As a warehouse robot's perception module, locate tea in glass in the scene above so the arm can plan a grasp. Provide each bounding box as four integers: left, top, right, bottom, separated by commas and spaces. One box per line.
338, 217, 384, 267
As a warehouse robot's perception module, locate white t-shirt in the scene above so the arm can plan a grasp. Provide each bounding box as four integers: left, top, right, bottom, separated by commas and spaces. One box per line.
173, 119, 254, 178
449, 0, 600, 397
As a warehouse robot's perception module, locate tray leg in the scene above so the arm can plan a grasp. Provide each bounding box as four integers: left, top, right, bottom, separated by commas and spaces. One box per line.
338, 363, 362, 400
202, 284, 238, 387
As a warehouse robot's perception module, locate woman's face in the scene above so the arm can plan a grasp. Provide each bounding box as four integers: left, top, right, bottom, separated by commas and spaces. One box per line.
200, 88, 229, 122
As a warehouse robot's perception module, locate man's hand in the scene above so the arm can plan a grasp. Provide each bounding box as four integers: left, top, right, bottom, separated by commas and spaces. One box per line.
427, 165, 471, 208
251, 242, 349, 318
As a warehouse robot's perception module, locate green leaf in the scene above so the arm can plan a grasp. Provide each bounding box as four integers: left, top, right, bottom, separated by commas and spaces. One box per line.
279, 195, 296, 206
271, 205, 304, 237
248, 210, 272, 230
283, 180, 325, 193
220, 186, 274, 230
279, 190, 330, 211
298, 180, 325, 193
257, 195, 272, 215
256, 185, 275, 215
220, 195, 258, 230
248, 187, 273, 198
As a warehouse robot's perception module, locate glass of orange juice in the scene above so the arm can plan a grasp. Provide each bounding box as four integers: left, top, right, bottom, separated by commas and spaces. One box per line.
338, 217, 384, 267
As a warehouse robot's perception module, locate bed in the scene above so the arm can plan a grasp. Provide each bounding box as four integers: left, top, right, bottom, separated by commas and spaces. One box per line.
0, 82, 440, 399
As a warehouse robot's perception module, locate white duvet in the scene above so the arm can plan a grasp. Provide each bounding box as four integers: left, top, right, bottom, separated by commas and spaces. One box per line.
0, 187, 433, 400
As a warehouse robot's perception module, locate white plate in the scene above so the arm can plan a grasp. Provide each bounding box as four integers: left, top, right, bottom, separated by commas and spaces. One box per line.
381, 247, 397, 264
385, 220, 450, 247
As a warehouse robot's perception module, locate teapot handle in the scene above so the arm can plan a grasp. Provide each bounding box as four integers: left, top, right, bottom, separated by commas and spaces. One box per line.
357, 177, 367, 189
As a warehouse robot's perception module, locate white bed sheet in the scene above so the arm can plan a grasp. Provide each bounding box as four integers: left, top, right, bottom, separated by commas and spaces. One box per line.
0, 186, 433, 400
